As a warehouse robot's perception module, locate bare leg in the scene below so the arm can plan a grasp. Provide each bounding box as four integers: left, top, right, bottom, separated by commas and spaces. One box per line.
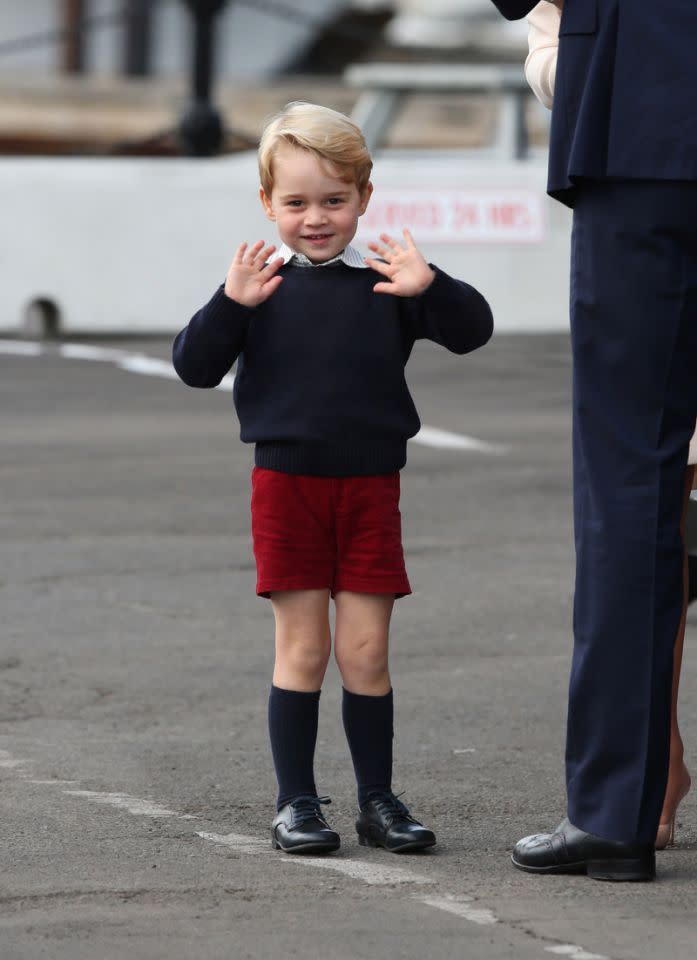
267, 589, 331, 810
334, 591, 395, 805
333, 591, 394, 695
657, 467, 694, 844
271, 588, 331, 691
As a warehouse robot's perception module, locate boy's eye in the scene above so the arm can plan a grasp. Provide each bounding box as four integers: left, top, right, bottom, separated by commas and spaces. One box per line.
287, 200, 304, 207
327, 198, 344, 205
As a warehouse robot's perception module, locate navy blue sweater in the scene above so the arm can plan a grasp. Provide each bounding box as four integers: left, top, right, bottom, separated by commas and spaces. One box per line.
172, 262, 493, 475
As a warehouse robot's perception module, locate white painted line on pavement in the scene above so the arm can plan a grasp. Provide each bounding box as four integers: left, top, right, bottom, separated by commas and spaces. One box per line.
198, 829, 434, 886
27, 779, 81, 785
281, 855, 435, 886
453, 748, 476, 754
0, 749, 27, 768
413, 424, 506, 453
63, 789, 193, 818
0, 339, 43, 355
197, 831, 270, 854
56, 342, 234, 388
59, 343, 127, 362
417, 894, 498, 926
117, 354, 184, 381
546, 948, 609, 960
1, 340, 500, 452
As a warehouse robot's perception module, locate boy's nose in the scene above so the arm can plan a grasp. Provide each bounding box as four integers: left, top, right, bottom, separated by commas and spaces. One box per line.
305, 207, 328, 226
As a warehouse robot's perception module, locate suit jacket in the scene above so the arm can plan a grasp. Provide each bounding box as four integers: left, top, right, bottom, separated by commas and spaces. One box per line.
492, 0, 697, 205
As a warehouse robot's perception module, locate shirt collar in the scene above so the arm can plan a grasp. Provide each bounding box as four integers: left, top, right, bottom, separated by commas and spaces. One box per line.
277, 243, 367, 269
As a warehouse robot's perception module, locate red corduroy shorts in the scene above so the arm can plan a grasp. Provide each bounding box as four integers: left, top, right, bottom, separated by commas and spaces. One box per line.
250, 467, 411, 599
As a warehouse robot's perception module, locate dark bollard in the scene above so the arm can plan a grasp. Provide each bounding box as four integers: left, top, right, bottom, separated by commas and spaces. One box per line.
179, 100, 224, 157
179, 0, 228, 156
123, 0, 153, 77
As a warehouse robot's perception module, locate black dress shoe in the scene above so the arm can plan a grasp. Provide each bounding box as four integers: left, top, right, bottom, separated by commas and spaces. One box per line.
511, 818, 655, 881
356, 792, 436, 853
271, 795, 340, 854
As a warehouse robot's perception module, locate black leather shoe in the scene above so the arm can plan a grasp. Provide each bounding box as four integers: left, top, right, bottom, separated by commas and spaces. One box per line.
271, 795, 340, 854
356, 792, 436, 853
511, 818, 655, 881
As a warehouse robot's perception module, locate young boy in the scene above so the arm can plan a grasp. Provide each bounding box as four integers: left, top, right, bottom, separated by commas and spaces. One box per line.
172, 101, 493, 855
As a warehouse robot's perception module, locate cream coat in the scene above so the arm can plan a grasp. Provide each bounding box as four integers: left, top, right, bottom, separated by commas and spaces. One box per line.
524, 1, 561, 110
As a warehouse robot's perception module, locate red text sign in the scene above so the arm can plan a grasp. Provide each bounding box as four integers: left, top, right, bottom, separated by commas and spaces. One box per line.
357, 188, 545, 244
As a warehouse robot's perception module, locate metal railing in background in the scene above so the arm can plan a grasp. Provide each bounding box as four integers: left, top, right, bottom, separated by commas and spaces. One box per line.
0, 3, 534, 157
346, 62, 532, 159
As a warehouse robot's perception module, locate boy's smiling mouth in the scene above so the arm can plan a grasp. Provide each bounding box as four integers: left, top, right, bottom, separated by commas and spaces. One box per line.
302, 234, 334, 245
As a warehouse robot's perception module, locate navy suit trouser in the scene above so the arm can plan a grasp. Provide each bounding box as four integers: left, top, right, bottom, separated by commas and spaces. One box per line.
567, 180, 697, 843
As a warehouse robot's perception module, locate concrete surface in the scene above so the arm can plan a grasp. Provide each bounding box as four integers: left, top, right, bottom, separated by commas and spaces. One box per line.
1, 332, 695, 960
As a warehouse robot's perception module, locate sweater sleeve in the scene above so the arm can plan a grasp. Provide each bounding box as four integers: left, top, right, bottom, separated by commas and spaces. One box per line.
172, 285, 254, 388
405, 266, 493, 355
489, 0, 538, 20
524, 2, 560, 109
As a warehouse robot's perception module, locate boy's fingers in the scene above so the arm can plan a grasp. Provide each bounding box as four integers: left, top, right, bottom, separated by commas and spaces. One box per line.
403, 228, 416, 248
260, 256, 284, 277
373, 281, 398, 295
364, 257, 391, 276
245, 240, 266, 262
257, 243, 276, 263
234, 241, 248, 262
259, 274, 283, 300
380, 232, 402, 251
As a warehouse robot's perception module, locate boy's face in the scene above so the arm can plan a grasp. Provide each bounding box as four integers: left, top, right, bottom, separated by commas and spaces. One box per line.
260, 142, 372, 263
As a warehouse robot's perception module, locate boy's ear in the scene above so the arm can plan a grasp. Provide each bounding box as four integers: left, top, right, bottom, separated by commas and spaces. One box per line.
358, 181, 373, 216
259, 186, 275, 221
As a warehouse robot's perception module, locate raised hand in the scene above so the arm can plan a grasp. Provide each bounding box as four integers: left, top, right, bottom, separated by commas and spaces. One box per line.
364, 229, 435, 297
224, 240, 284, 307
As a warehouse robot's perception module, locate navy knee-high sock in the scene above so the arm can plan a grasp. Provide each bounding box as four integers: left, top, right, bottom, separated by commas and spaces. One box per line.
268, 685, 320, 810
342, 687, 393, 808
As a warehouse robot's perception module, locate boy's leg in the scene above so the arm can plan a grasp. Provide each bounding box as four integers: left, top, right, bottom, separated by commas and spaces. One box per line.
335, 589, 436, 851
334, 591, 394, 804
269, 589, 331, 808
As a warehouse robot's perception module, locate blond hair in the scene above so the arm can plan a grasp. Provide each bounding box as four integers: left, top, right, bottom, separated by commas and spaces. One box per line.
258, 101, 372, 196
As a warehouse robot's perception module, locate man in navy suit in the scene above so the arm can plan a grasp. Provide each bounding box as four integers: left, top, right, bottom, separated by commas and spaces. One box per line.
490, 0, 697, 880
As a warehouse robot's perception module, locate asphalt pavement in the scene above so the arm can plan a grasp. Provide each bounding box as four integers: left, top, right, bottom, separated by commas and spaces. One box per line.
1, 332, 695, 960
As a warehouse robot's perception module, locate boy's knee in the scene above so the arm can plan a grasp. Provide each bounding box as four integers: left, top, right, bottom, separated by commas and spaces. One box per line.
336, 634, 389, 683
279, 636, 330, 680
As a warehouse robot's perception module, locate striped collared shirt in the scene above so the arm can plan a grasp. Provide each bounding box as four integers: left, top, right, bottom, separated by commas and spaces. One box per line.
277, 243, 367, 269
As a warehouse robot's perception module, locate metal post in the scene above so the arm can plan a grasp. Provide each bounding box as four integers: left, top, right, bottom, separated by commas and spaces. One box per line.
123, 0, 153, 77
350, 89, 403, 154
179, 0, 228, 156
62, 0, 87, 74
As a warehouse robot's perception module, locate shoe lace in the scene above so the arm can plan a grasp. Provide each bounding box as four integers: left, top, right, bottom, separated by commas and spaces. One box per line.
290, 795, 332, 828
369, 791, 416, 825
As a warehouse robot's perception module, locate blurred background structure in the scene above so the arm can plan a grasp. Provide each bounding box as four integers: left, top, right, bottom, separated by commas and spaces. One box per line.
0, 0, 536, 155
1, 1, 568, 339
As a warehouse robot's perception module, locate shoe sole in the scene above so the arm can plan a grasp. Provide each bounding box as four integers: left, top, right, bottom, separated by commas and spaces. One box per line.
358, 832, 436, 854
272, 837, 340, 855
510, 853, 655, 882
